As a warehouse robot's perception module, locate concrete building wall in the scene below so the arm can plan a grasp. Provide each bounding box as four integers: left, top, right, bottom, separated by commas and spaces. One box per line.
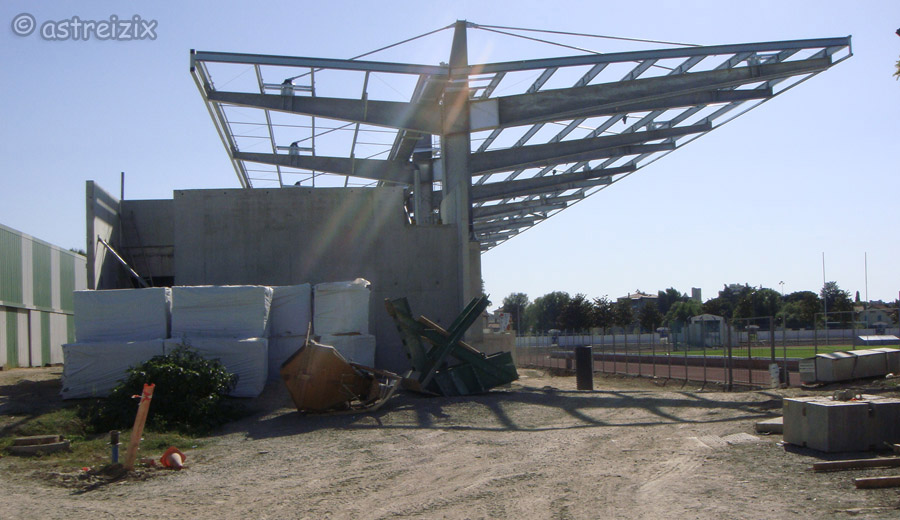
86, 181, 123, 290
93, 185, 464, 372
120, 199, 175, 284
172, 187, 462, 372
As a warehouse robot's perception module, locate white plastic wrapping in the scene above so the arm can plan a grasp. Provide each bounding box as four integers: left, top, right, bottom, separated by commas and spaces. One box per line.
270, 284, 312, 337
268, 336, 305, 382
171, 286, 273, 339
61, 340, 165, 399
313, 279, 370, 335
318, 334, 376, 367
164, 338, 268, 398
74, 288, 171, 342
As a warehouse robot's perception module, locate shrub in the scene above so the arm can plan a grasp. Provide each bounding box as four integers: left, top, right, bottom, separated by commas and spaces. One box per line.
83, 345, 241, 435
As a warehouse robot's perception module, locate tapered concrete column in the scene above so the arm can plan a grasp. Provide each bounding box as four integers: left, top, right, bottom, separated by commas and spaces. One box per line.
440, 20, 481, 317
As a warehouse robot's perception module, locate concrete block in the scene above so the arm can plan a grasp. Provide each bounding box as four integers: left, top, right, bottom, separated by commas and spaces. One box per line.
814, 351, 856, 383
851, 349, 889, 379
872, 348, 900, 374
783, 395, 900, 452
871, 398, 900, 446
799, 358, 816, 384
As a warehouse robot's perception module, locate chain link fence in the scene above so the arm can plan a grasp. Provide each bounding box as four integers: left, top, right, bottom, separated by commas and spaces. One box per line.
513, 313, 899, 389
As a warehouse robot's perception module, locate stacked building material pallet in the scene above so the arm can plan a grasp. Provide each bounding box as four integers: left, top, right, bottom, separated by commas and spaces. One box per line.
61, 288, 170, 399
166, 285, 272, 397
313, 279, 375, 367
266, 284, 312, 382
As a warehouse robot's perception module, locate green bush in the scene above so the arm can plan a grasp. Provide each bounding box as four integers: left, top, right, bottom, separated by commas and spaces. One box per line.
82, 345, 241, 435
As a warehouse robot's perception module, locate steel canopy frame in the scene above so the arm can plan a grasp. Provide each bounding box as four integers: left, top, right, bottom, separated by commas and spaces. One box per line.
190, 25, 851, 251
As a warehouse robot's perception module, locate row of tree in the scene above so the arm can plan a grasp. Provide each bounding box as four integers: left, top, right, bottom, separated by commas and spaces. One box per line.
499, 282, 881, 334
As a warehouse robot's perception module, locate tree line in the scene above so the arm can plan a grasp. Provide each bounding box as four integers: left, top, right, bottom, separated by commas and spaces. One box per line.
498, 282, 892, 334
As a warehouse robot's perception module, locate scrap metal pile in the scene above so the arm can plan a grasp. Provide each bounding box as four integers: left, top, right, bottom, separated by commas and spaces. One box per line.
279, 295, 518, 413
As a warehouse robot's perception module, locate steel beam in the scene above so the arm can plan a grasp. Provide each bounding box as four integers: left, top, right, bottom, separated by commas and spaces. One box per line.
488, 59, 826, 128
389, 75, 444, 162
455, 37, 849, 75
472, 194, 582, 219
232, 151, 417, 184
191, 62, 251, 187
474, 216, 542, 234
192, 50, 448, 76
207, 90, 441, 134
474, 201, 568, 221
478, 87, 770, 133
476, 142, 672, 176
469, 123, 709, 175
472, 164, 634, 202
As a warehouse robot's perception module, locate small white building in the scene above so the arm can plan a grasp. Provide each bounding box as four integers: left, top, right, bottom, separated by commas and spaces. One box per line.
1, 223, 87, 368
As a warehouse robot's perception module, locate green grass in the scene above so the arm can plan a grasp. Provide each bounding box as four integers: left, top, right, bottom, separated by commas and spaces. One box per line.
1, 406, 201, 470
679, 344, 859, 359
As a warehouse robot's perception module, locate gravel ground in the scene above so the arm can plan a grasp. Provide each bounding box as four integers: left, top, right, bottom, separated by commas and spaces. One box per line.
2, 367, 899, 519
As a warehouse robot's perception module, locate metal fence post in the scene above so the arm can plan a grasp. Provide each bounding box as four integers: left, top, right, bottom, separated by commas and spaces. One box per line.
637, 331, 642, 377
702, 334, 707, 387
748, 320, 753, 387
726, 321, 733, 391
814, 317, 819, 356
684, 330, 689, 385
667, 324, 673, 380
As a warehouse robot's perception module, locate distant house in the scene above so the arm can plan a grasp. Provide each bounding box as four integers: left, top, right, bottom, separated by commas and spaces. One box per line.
854, 302, 897, 327
617, 290, 658, 313
484, 310, 511, 332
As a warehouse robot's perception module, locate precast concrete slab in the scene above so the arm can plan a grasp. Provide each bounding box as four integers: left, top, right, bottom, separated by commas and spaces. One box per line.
755, 417, 783, 434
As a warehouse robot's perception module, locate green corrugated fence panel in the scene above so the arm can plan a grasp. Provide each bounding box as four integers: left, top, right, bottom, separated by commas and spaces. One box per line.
6, 311, 17, 368
41, 312, 50, 366
59, 253, 75, 312
0, 228, 23, 305
32, 242, 51, 309
66, 314, 75, 343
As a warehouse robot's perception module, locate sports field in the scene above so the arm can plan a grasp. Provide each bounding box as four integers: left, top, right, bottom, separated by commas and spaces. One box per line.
681, 344, 858, 359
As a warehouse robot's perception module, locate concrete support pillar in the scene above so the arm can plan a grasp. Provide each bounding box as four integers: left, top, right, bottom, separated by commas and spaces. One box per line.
440, 20, 481, 317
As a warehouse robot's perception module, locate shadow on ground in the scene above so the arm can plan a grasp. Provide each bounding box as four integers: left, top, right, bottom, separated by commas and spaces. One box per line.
238, 380, 781, 441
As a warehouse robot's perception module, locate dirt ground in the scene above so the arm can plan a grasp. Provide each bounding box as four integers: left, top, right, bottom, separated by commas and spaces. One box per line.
2, 367, 899, 520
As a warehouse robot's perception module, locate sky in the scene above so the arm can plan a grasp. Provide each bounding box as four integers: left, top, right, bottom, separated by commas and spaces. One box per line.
1, 0, 898, 307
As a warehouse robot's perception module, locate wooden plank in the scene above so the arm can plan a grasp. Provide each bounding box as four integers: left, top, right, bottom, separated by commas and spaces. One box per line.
13, 434, 62, 446
813, 457, 900, 472
854, 476, 900, 489
8, 440, 70, 455
417, 316, 484, 356
124, 383, 155, 471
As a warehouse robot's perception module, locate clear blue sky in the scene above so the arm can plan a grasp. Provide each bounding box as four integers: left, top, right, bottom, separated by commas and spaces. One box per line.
1, 1, 898, 305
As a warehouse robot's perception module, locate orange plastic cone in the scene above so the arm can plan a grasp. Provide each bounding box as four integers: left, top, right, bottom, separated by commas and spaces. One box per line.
160, 446, 186, 470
